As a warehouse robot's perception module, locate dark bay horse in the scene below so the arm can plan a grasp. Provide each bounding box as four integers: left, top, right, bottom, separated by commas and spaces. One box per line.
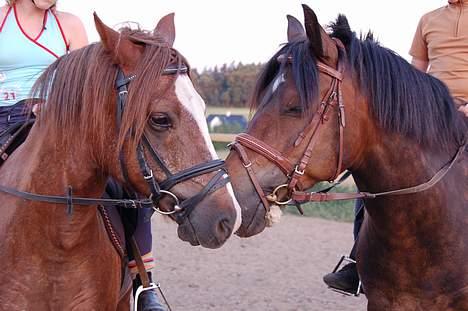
0, 13, 241, 310
227, 5, 467, 310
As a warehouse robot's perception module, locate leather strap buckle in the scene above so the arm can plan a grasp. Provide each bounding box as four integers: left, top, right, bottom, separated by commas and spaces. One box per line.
294, 165, 305, 176
143, 169, 154, 180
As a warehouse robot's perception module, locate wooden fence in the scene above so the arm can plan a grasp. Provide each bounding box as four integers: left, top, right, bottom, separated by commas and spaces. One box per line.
209, 133, 237, 143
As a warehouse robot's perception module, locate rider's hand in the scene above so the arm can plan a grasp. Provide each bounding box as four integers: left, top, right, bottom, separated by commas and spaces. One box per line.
32, 104, 40, 116
458, 103, 468, 117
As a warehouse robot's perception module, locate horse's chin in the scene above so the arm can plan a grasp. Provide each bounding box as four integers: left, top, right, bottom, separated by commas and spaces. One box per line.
235, 201, 268, 238
177, 218, 230, 249
177, 220, 201, 246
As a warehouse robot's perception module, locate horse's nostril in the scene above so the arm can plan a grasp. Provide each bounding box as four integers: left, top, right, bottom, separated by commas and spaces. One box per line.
218, 218, 233, 238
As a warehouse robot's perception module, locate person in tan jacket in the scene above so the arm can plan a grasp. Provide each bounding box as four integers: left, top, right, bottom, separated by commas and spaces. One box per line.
410, 0, 468, 116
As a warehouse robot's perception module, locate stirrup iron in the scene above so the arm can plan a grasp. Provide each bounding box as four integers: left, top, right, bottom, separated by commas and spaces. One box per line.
329, 255, 362, 297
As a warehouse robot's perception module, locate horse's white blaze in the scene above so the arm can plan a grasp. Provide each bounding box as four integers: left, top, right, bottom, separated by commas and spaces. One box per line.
225, 175, 242, 234
175, 75, 217, 159
175, 75, 242, 230
272, 73, 285, 93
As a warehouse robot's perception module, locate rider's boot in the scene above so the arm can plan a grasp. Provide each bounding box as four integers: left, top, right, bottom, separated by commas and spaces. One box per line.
133, 272, 166, 311
322, 262, 360, 294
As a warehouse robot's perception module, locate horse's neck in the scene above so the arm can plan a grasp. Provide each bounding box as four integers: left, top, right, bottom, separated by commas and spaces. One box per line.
352, 133, 466, 237
0, 126, 107, 249
0, 127, 121, 310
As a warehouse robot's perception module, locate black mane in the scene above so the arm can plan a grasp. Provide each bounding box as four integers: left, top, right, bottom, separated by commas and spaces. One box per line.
252, 14, 466, 150
251, 40, 319, 113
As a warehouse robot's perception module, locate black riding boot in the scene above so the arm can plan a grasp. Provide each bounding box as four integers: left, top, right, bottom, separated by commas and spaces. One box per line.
133, 272, 167, 311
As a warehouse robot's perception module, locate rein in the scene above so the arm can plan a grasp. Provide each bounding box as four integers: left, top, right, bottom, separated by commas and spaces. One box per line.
0, 64, 230, 224
230, 41, 467, 214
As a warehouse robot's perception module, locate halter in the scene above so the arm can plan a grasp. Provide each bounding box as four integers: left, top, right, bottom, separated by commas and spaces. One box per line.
230, 40, 467, 216
0, 63, 230, 225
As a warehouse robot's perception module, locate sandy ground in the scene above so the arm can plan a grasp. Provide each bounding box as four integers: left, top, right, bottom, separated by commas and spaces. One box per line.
151, 214, 367, 311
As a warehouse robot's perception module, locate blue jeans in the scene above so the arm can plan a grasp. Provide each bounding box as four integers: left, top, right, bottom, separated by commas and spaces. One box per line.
0, 100, 32, 132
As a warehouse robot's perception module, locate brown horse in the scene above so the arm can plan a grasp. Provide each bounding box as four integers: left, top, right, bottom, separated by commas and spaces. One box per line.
0, 13, 241, 310
227, 5, 467, 310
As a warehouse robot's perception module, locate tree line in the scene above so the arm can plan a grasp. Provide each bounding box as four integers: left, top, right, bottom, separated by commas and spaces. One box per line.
192, 62, 264, 108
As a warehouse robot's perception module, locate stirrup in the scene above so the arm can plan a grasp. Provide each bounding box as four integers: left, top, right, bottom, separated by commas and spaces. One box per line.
329, 255, 362, 297
134, 282, 159, 311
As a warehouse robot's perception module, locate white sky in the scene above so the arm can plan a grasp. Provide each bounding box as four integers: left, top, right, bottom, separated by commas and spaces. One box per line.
3, 0, 446, 70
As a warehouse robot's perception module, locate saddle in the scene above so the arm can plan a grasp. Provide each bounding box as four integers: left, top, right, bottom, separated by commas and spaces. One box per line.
0, 118, 35, 165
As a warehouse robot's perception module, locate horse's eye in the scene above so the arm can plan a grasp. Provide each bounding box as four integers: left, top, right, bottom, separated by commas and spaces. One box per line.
283, 105, 303, 115
149, 113, 172, 131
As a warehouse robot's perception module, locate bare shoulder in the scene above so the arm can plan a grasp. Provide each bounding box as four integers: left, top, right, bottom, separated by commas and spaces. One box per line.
0, 5, 9, 22
54, 10, 88, 50
54, 11, 85, 30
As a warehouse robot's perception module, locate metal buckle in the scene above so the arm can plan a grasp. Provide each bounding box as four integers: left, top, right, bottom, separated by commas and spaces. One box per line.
143, 170, 154, 180
134, 282, 158, 311
294, 165, 305, 176
328, 255, 362, 297
243, 161, 252, 168
265, 184, 292, 205
152, 190, 182, 215
129, 200, 137, 209
119, 90, 128, 97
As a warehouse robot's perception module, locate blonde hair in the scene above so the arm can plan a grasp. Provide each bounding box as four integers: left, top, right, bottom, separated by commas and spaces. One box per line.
5, 0, 57, 7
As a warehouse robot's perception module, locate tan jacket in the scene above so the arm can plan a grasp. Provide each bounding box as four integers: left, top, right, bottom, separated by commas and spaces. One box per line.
410, 0, 468, 101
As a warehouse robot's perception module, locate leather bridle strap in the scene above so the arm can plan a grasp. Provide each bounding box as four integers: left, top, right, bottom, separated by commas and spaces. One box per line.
230, 54, 346, 212
174, 169, 230, 223
292, 138, 467, 203
0, 183, 154, 208
230, 141, 271, 213
234, 133, 296, 176
115, 69, 232, 222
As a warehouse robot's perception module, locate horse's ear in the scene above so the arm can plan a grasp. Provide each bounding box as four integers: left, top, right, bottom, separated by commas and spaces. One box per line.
154, 13, 175, 47
287, 15, 306, 43
93, 12, 143, 72
302, 4, 338, 62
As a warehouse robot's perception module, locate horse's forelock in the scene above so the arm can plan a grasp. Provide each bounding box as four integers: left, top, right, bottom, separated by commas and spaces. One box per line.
32, 28, 186, 167
250, 41, 319, 116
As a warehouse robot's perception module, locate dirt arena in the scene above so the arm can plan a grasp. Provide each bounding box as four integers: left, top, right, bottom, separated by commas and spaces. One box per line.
152, 214, 367, 311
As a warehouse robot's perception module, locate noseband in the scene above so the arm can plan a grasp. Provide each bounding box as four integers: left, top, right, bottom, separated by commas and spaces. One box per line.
115, 67, 230, 224
0, 64, 230, 225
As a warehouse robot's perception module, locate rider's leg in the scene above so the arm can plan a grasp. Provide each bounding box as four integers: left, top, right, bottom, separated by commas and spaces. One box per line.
129, 208, 166, 311
323, 198, 364, 293
104, 180, 166, 311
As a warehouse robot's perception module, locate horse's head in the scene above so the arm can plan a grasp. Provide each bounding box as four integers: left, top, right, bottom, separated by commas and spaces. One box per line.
226, 5, 368, 237
91, 14, 241, 248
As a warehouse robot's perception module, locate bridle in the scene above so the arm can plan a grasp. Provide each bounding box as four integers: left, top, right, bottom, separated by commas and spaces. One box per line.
115, 65, 230, 224
0, 63, 230, 225
230, 40, 467, 216
230, 47, 346, 214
